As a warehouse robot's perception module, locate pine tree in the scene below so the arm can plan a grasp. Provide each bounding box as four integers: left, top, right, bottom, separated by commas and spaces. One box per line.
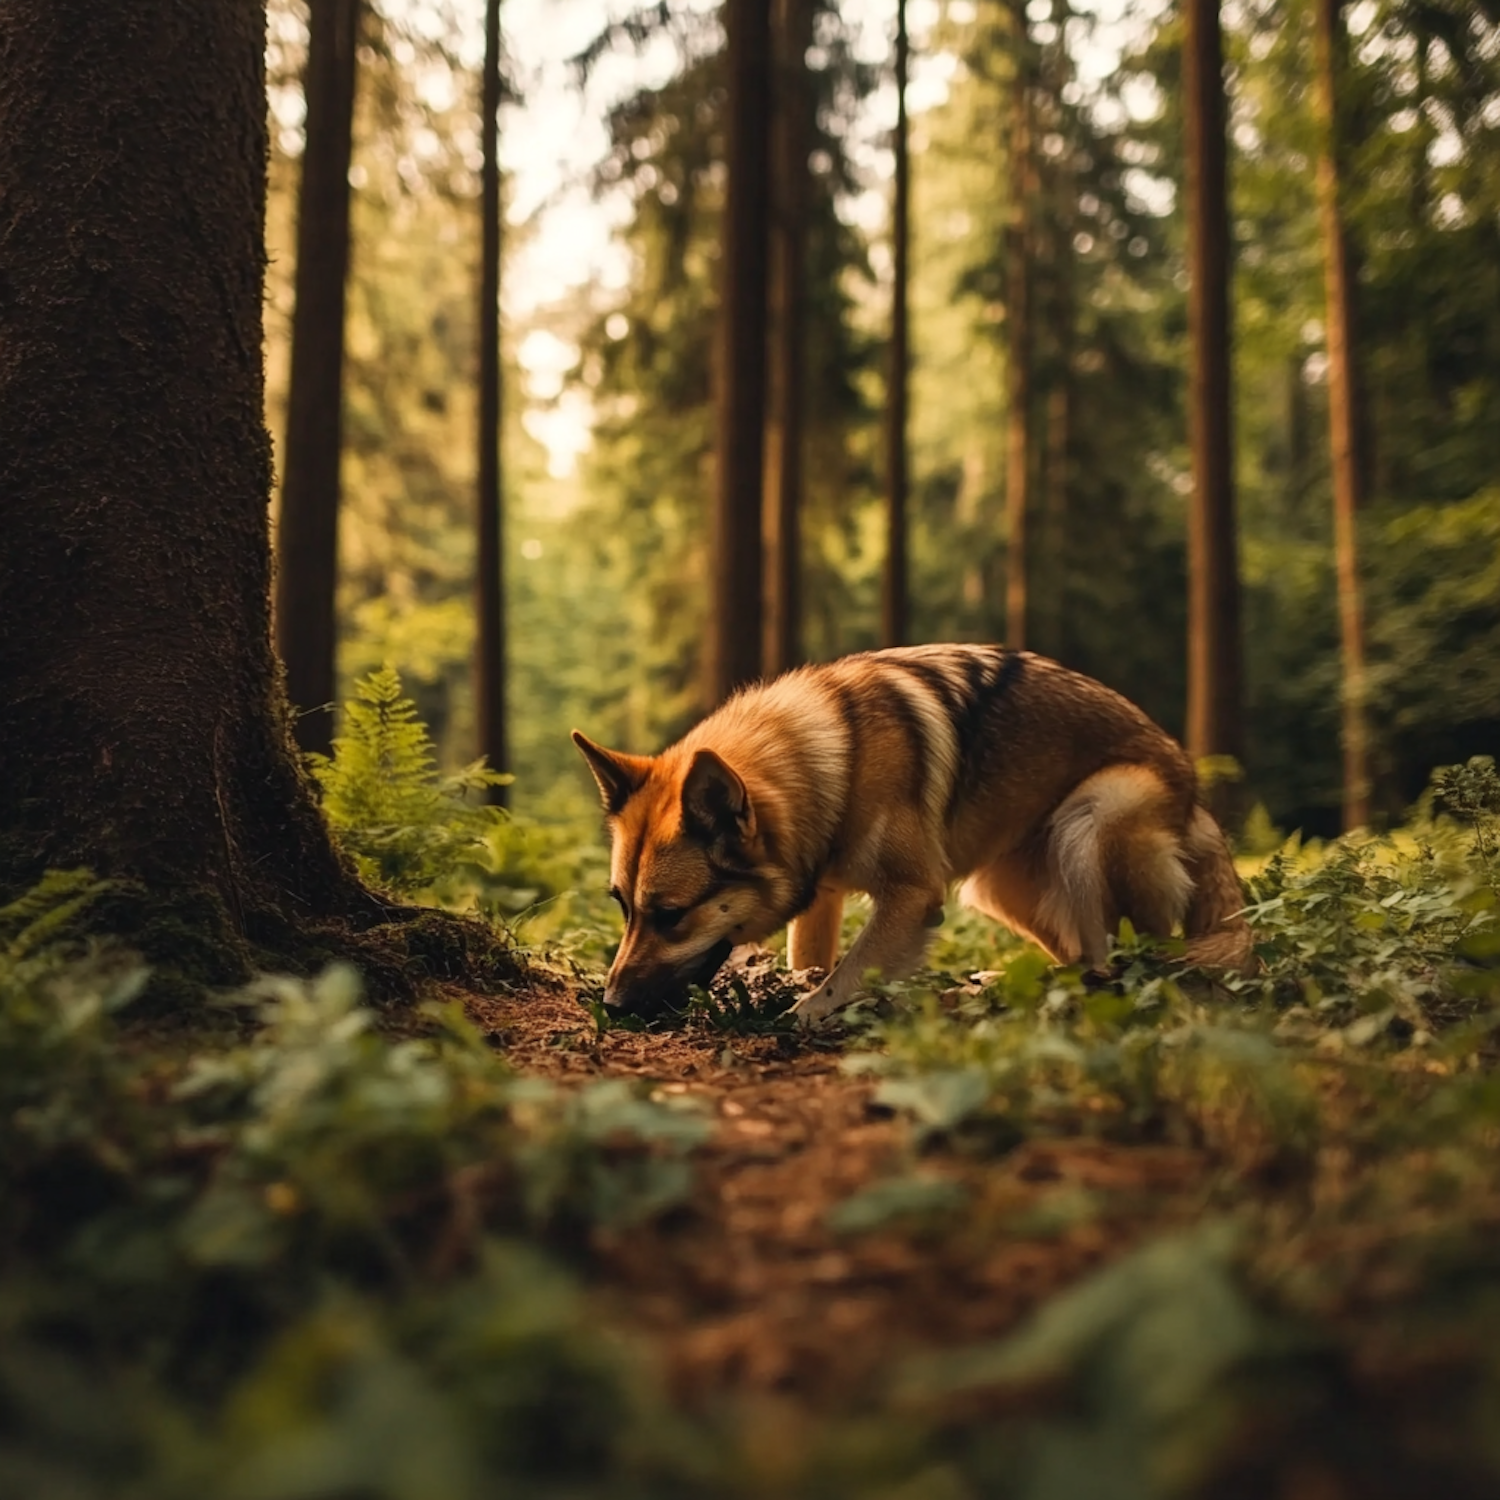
275, 0, 362, 756
763, 0, 812, 677
0, 0, 377, 953
476, 0, 507, 803
882, 0, 911, 648
1182, 0, 1245, 788
710, 0, 773, 702
1313, 0, 1370, 830
1004, 0, 1033, 650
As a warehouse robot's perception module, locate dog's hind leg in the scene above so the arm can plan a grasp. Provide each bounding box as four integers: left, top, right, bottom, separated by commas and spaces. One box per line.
959, 853, 1074, 963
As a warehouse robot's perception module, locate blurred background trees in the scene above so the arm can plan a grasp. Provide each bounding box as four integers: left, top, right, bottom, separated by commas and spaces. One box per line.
264, 0, 1500, 840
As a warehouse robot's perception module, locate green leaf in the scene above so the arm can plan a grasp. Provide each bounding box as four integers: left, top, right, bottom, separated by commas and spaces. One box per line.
827, 1174, 968, 1234
874, 1067, 991, 1134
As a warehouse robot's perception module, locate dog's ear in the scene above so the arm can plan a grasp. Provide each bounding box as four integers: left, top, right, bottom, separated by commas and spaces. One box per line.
572, 731, 652, 814
682, 749, 755, 843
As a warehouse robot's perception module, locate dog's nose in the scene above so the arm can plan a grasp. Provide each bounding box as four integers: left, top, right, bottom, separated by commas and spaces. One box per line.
603, 973, 678, 1016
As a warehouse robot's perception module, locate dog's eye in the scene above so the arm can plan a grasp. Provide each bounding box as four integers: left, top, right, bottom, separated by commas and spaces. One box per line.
651, 906, 688, 933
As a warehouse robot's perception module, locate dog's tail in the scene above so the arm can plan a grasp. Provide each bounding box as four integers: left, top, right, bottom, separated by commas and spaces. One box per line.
1182, 806, 1256, 973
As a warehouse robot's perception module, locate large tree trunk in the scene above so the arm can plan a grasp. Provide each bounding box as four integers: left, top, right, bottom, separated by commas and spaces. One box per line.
273, 0, 361, 757
1182, 0, 1245, 787
763, 0, 811, 678
1004, 2, 1033, 651
1314, 0, 1371, 831
475, 0, 508, 803
0, 0, 380, 965
710, 0, 773, 704
882, 0, 911, 648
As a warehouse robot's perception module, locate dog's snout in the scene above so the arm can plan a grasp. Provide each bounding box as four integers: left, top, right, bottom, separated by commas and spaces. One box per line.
604, 939, 736, 1016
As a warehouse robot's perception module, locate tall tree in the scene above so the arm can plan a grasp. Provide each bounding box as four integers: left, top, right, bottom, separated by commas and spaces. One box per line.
0, 0, 376, 952
710, 0, 773, 703
1313, 0, 1370, 830
882, 0, 911, 648
476, 0, 507, 802
274, 0, 362, 756
1182, 0, 1244, 782
1036, 0, 1075, 662
763, 0, 812, 677
1004, 0, 1033, 650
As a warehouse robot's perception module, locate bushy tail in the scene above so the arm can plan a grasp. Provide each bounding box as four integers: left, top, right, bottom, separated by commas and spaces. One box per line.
1182, 806, 1256, 973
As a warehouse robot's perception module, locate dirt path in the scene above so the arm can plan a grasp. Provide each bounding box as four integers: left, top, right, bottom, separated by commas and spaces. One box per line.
466, 979, 1216, 1411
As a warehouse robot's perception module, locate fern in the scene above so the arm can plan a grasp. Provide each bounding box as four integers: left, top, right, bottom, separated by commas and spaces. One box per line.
0, 868, 107, 964
309, 665, 511, 896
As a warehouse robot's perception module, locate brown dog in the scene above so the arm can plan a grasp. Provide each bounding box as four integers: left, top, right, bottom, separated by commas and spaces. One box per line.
573, 645, 1252, 1021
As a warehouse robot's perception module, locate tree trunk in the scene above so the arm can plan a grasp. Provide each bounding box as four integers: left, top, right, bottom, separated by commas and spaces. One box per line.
476, 0, 508, 802
1041, 383, 1069, 656
763, 0, 811, 679
273, 0, 361, 757
1314, 0, 1371, 830
1182, 0, 1245, 786
710, 0, 773, 704
1004, 2, 1033, 651
882, 0, 911, 648
0, 0, 380, 964
1037, 0, 1074, 662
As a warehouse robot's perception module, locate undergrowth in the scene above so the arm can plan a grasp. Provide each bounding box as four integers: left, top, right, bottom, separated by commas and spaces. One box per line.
0, 873, 724, 1498
13, 654, 1500, 1498
814, 757, 1500, 1496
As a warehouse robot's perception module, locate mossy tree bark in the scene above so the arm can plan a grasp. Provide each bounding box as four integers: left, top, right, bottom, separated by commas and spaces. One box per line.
0, 0, 386, 972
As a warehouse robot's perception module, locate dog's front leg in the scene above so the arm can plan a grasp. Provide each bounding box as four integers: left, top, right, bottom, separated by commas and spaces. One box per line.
792, 883, 942, 1024
788, 883, 843, 972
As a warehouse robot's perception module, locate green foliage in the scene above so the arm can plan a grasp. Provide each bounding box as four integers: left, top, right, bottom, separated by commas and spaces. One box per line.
310, 666, 509, 897
899, 1223, 1265, 1499
814, 776, 1500, 1489
0, 883, 721, 1498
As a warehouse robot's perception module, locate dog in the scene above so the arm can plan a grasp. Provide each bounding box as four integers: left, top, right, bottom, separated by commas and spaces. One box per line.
572, 645, 1252, 1022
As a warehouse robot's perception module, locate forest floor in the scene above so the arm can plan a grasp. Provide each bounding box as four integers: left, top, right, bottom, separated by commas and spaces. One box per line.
463, 971, 1215, 1414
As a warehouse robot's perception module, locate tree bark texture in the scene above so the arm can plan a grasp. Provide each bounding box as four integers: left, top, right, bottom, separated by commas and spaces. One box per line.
1182, 0, 1245, 775
1314, 0, 1371, 830
476, 0, 508, 802
711, 0, 773, 704
0, 0, 375, 949
763, 0, 811, 678
882, 0, 911, 649
274, 0, 361, 757
1004, 5, 1033, 651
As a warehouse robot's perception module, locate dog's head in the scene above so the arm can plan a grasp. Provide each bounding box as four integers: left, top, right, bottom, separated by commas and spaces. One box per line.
572, 730, 780, 1015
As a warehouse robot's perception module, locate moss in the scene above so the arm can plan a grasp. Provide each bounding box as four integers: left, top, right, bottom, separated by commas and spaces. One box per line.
358, 908, 528, 994
1, 859, 532, 1019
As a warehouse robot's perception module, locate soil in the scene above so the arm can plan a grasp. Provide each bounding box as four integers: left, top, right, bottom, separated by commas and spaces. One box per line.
463, 962, 1218, 1413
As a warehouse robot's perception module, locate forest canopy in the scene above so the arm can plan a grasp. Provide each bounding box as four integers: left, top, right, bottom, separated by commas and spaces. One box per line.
265, 0, 1500, 838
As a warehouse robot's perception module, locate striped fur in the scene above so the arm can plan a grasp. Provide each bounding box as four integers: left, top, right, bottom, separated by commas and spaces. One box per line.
573, 646, 1254, 1020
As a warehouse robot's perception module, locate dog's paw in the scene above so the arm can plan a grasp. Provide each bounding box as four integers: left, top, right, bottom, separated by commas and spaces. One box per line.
790, 985, 842, 1027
